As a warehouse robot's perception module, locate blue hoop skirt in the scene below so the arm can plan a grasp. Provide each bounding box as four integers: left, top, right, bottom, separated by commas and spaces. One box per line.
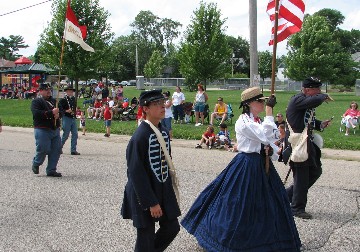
181, 153, 301, 252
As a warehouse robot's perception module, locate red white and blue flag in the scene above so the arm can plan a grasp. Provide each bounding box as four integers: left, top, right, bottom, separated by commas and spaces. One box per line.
64, 0, 94, 52
267, 0, 305, 45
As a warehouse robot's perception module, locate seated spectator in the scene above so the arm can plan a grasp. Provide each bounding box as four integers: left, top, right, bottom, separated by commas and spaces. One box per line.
75, 106, 82, 119
183, 102, 193, 124
342, 101, 359, 136
122, 98, 129, 109
1, 85, 9, 99
275, 113, 285, 127
87, 98, 102, 119
195, 125, 216, 149
215, 123, 231, 149
275, 124, 286, 162
210, 97, 228, 125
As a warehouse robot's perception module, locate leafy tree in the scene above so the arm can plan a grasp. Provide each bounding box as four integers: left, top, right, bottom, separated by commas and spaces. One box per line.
144, 50, 164, 78
178, 1, 231, 90
226, 35, 250, 76
107, 35, 136, 81
130, 11, 182, 76
37, 0, 114, 84
0, 35, 28, 60
285, 16, 341, 81
258, 51, 273, 81
314, 9, 344, 32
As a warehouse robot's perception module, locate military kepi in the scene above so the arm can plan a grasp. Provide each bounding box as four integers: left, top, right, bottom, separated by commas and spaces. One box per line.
39, 83, 50, 90
64, 85, 76, 91
302, 77, 322, 88
139, 89, 164, 106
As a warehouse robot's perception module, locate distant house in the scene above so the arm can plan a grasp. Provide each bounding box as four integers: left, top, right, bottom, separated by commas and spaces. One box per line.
276, 62, 288, 81
0, 58, 15, 70
352, 52, 360, 71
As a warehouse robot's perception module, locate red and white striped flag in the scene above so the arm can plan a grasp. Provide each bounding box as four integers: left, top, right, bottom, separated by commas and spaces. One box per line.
267, 0, 305, 45
64, 0, 94, 52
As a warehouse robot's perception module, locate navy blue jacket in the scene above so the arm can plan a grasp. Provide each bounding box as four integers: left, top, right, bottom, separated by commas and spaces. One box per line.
121, 122, 181, 228
31, 96, 60, 129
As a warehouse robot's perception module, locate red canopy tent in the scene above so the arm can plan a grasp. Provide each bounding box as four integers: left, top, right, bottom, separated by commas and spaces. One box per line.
14, 56, 33, 65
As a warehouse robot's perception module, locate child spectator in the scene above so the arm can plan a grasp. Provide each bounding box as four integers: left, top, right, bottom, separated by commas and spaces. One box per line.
161, 91, 173, 139
215, 123, 231, 149
195, 125, 215, 149
103, 102, 113, 137
79, 111, 86, 135
75, 106, 82, 119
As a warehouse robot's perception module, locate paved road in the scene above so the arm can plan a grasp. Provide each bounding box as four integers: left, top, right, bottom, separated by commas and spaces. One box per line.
0, 127, 359, 252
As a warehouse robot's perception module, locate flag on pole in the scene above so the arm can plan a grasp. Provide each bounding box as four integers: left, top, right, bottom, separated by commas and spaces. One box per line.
64, 0, 95, 52
267, 0, 305, 45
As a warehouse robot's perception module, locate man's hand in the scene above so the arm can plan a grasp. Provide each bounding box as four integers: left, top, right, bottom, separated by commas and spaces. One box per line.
53, 108, 59, 119
321, 120, 331, 129
150, 204, 163, 218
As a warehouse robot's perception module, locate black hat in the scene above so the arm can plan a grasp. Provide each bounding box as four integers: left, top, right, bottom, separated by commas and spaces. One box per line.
64, 85, 75, 91
39, 83, 50, 90
302, 77, 322, 88
139, 89, 164, 106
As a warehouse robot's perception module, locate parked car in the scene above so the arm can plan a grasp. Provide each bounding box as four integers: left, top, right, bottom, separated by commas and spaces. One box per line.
78, 80, 86, 85
110, 80, 119, 86
128, 80, 137, 86
120, 81, 129, 86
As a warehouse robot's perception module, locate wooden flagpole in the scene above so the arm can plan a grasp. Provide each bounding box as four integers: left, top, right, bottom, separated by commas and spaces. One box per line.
56, 0, 70, 108
266, 0, 280, 175
270, 0, 280, 95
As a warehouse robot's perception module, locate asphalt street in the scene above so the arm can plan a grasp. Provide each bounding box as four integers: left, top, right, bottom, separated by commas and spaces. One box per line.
0, 126, 359, 252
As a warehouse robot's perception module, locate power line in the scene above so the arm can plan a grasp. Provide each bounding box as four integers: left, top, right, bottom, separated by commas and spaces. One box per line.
0, 0, 52, 17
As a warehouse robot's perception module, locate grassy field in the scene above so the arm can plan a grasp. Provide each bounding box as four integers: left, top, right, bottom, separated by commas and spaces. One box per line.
0, 86, 359, 150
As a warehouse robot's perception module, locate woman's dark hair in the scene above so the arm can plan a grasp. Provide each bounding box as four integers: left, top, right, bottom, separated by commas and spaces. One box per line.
176, 86, 181, 92
242, 104, 250, 115
350, 101, 358, 109
197, 84, 204, 91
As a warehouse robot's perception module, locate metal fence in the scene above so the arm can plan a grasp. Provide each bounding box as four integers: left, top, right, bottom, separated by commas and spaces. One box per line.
144, 78, 304, 91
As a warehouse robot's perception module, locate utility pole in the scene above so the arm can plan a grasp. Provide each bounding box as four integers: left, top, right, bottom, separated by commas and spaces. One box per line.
135, 44, 139, 76
249, 0, 258, 86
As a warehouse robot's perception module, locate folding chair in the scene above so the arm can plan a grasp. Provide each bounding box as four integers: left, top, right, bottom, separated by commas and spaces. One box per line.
215, 103, 235, 125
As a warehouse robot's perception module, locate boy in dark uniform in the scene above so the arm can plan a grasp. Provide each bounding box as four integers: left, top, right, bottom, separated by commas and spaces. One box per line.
286, 77, 333, 219
31, 83, 62, 177
121, 89, 181, 252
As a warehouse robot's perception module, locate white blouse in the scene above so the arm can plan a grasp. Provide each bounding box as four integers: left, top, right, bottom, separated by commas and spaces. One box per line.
235, 113, 280, 160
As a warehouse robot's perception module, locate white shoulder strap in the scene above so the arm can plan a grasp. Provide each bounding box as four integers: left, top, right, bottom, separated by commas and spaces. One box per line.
143, 120, 180, 205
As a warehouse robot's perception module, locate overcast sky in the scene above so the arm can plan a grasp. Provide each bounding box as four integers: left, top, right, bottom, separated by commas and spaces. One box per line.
1, 0, 360, 58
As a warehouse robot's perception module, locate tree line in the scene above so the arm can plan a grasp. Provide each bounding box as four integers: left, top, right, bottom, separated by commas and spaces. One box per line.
1, 0, 359, 88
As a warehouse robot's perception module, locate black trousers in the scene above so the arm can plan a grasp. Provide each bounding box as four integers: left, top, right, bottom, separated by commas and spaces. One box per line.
286, 144, 322, 214
135, 218, 180, 252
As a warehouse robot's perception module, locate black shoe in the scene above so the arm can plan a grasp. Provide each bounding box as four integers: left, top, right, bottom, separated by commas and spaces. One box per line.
104, 134, 109, 137
32, 165, 39, 174
47, 171, 62, 177
71, 151, 80, 155
294, 211, 312, 219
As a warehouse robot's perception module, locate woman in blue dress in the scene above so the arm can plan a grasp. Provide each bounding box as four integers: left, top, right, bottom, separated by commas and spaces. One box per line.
181, 87, 301, 252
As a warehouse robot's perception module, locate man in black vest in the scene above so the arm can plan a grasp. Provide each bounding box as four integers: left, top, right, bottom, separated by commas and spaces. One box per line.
59, 85, 80, 155
31, 83, 62, 177
286, 77, 333, 219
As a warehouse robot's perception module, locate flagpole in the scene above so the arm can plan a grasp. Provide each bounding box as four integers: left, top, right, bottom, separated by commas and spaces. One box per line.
270, 0, 280, 95
56, 0, 71, 108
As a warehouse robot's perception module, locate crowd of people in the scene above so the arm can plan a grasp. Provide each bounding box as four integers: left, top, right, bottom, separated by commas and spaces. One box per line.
1, 76, 356, 251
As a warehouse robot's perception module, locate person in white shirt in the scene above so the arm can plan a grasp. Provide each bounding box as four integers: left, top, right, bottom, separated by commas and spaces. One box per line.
181, 87, 301, 251
171, 86, 185, 124
161, 91, 174, 139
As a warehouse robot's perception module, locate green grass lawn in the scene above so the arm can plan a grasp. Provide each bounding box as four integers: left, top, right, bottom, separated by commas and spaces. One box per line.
0, 86, 359, 150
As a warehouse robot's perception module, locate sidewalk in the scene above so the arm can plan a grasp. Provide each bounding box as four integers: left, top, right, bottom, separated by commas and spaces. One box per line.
0, 127, 359, 251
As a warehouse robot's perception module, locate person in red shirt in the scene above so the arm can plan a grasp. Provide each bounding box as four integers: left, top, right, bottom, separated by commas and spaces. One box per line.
195, 125, 216, 149
103, 102, 113, 137
342, 101, 359, 135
